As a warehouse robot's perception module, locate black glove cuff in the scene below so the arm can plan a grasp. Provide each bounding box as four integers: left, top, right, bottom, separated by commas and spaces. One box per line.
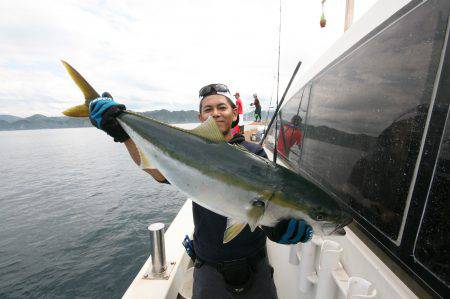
262, 219, 291, 243
100, 106, 130, 143
261, 224, 284, 243
263, 220, 312, 244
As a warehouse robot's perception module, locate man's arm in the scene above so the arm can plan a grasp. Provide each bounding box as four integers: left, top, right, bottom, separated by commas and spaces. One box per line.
123, 139, 168, 183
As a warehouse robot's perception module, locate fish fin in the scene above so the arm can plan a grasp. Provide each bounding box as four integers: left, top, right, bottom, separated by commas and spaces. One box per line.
189, 116, 225, 142
61, 60, 100, 117
62, 104, 90, 117
61, 60, 100, 101
223, 218, 247, 243
247, 199, 266, 231
137, 148, 154, 169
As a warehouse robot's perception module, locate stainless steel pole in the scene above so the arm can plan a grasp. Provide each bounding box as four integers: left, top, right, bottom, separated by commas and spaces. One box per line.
148, 223, 167, 274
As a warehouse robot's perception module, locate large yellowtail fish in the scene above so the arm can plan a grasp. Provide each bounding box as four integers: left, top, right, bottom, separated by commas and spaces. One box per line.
61, 61, 352, 243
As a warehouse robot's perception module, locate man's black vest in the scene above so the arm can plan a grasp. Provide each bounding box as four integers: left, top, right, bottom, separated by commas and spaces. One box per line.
192, 134, 268, 262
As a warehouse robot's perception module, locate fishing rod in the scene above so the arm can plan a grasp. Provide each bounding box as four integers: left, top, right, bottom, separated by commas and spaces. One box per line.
259, 60, 302, 149
272, 0, 282, 164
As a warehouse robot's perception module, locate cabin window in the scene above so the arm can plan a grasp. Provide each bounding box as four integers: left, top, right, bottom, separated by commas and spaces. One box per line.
414, 109, 450, 287
294, 1, 446, 242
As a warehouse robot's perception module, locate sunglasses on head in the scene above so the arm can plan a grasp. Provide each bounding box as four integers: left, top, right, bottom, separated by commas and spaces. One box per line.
199, 84, 230, 98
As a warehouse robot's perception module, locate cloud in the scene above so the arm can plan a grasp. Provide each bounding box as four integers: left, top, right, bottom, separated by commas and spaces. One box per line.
0, 0, 377, 117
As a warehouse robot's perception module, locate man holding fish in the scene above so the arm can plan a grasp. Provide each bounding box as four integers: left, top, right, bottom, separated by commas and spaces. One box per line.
61, 60, 351, 299
89, 84, 312, 298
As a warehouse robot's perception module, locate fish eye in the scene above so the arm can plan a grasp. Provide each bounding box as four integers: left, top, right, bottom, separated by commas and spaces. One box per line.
316, 214, 324, 221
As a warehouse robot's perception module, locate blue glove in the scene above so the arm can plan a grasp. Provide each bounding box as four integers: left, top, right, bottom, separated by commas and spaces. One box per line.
89, 92, 129, 142
263, 219, 313, 244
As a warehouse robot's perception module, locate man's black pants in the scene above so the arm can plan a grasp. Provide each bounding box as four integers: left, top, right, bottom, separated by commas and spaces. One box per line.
192, 257, 278, 299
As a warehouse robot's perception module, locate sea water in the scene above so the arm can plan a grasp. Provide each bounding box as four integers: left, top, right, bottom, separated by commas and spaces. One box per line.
0, 126, 194, 298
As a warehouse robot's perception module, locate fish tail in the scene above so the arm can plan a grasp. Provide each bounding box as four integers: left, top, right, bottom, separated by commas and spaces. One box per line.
61, 60, 100, 117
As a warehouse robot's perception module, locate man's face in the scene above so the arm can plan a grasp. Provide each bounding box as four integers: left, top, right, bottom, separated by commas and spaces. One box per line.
198, 95, 237, 136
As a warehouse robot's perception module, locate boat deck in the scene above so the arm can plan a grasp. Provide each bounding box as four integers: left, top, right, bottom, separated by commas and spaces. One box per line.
123, 196, 417, 299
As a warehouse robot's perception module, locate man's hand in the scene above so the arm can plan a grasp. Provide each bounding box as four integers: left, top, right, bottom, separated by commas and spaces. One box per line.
263, 219, 313, 244
89, 92, 130, 143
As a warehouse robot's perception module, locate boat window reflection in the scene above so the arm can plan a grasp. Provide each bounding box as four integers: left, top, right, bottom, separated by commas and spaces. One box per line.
277, 114, 304, 160
268, 0, 447, 242
276, 86, 310, 165
414, 108, 450, 287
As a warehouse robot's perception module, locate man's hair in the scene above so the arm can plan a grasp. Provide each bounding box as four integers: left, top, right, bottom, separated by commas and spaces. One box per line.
291, 115, 303, 125
199, 95, 236, 112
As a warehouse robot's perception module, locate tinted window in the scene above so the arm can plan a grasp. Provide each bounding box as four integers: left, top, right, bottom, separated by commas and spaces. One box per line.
296, 1, 446, 241
415, 109, 450, 287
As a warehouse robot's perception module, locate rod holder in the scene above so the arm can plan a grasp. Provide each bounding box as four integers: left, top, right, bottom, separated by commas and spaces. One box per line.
148, 222, 167, 274
298, 240, 318, 293
316, 240, 343, 299
347, 277, 377, 298
289, 245, 300, 265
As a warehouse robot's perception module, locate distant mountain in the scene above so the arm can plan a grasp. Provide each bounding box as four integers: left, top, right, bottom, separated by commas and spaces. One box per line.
0, 120, 12, 129
0, 110, 200, 131
141, 109, 199, 124
0, 115, 22, 123
2, 116, 91, 131
25, 114, 47, 121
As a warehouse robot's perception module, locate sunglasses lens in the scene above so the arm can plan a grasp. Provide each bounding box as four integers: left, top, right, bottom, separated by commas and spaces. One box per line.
199, 84, 229, 98
214, 84, 229, 93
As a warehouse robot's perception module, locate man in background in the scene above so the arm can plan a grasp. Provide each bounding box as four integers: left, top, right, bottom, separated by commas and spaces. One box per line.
234, 92, 244, 133
277, 115, 303, 159
250, 93, 262, 122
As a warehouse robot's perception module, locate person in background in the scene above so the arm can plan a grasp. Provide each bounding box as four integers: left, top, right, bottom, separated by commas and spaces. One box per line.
88, 85, 313, 299
250, 93, 262, 122
234, 92, 244, 133
231, 114, 240, 136
277, 115, 303, 159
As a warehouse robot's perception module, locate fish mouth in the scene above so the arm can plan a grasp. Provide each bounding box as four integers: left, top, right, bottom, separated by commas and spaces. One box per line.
328, 218, 353, 236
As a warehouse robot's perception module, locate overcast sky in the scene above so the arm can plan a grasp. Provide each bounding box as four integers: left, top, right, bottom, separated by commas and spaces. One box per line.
0, 0, 377, 117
